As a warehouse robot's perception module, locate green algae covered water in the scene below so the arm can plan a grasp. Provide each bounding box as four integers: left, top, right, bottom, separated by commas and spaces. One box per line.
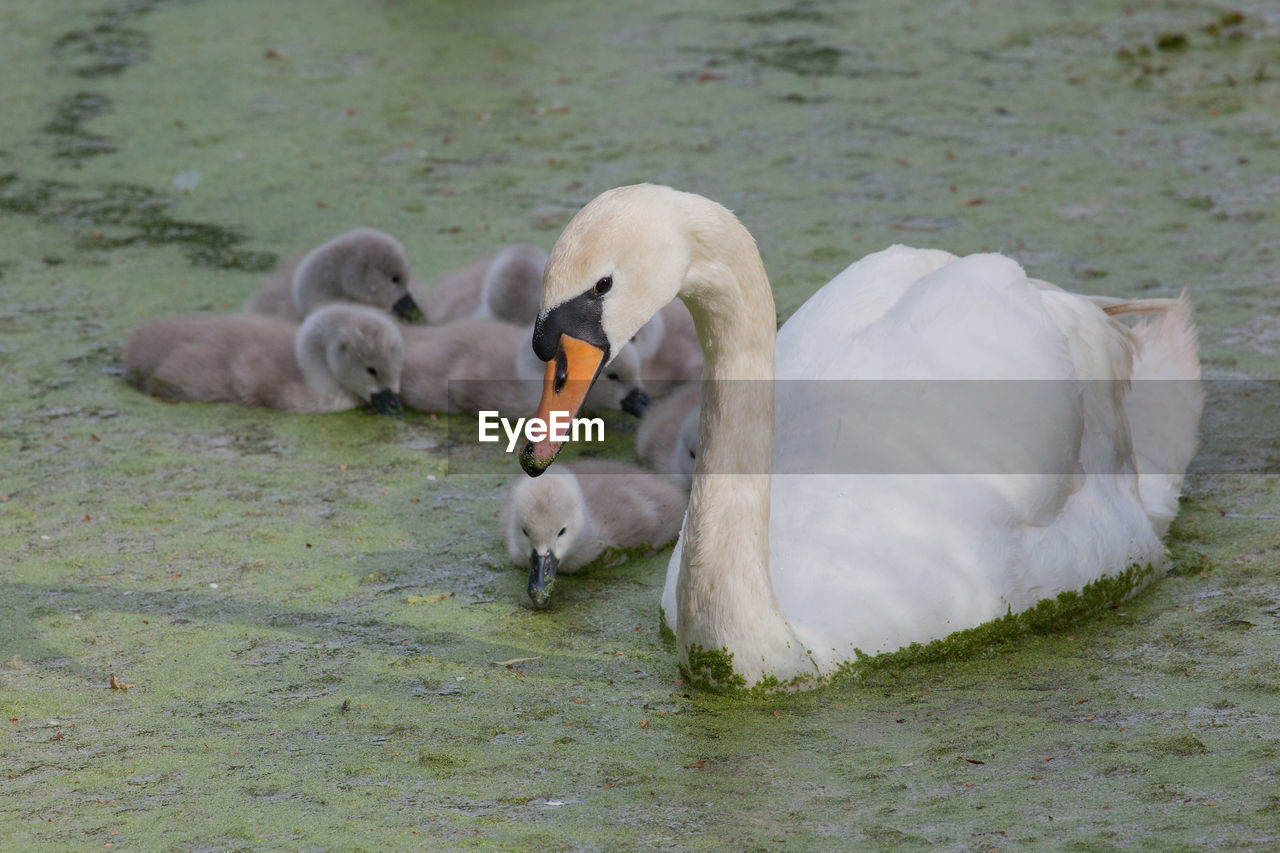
2, 0, 1279, 847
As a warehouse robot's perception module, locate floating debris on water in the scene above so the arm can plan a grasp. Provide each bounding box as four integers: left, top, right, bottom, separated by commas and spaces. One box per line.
173, 170, 200, 192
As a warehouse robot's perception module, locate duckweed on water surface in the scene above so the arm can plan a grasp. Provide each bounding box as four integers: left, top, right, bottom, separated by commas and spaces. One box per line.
0, 174, 276, 272
2, 0, 1280, 848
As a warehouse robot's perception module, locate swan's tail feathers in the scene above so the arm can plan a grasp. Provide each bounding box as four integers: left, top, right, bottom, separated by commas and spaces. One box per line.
1123, 292, 1203, 536
1093, 296, 1184, 317
1125, 292, 1202, 382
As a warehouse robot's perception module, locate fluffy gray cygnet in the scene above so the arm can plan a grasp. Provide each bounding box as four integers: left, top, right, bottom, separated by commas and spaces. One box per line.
635, 381, 700, 490
123, 304, 404, 415
399, 318, 649, 418
501, 459, 687, 608
413, 243, 547, 326
245, 228, 423, 323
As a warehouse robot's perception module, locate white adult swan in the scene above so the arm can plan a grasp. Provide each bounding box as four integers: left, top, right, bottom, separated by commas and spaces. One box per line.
519, 184, 1202, 691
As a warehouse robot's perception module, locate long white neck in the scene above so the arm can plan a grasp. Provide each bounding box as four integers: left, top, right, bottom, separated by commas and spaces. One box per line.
674, 203, 816, 688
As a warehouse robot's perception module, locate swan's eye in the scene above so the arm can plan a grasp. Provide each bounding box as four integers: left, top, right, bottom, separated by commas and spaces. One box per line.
594, 275, 612, 295
521, 527, 529, 537
366, 366, 379, 377
390, 275, 402, 285
689, 449, 696, 459
558, 527, 566, 537
607, 372, 619, 381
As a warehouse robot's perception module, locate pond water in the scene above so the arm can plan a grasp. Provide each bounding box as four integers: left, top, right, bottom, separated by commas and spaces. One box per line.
2, 0, 1278, 848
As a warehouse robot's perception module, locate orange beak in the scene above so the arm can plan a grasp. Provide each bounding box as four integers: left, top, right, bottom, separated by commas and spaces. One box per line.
519, 334, 606, 475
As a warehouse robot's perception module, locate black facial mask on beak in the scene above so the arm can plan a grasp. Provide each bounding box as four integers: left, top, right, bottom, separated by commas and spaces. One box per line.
532, 290, 610, 363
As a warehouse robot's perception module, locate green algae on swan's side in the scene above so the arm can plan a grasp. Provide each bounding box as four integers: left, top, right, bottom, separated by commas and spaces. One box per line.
680, 645, 819, 697
835, 561, 1161, 681
680, 643, 749, 693
677, 562, 1160, 696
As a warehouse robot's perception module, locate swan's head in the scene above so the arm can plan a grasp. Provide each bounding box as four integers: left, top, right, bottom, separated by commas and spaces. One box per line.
520, 185, 699, 474
297, 228, 424, 323
583, 340, 649, 417
306, 305, 405, 416
503, 469, 587, 608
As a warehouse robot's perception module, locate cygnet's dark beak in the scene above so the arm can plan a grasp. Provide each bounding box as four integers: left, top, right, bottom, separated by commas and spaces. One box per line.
391, 293, 425, 323
620, 387, 650, 417
527, 551, 558, 609
370, 388, 402, 417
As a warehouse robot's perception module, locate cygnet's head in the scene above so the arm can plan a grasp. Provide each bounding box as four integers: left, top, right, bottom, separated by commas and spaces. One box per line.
503, 469, 587, 609
584, 340, 649, 417
295, 228, 424, 323
303, 305, 405, 415
480, 243, 548, 325
628, 309, 665, 362
673, 404, 700, 489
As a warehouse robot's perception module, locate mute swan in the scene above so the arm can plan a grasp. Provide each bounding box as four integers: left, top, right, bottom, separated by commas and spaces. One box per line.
518, 183, 1203, 691
246, 228, 424, 323
502, 459, 687, 608
413, 243, 548, 326
635, 381, 700, 490
124, 304, 404, 415
399, 319, 649, 418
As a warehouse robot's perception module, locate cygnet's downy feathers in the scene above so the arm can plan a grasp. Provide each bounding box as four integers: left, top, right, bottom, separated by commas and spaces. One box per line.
414, 243, 548, 326
501, 459, 687, 607
245, 228, 423, 323
635, 381, 700, 489
399, 319, 648, 418
123, 304, 403, 414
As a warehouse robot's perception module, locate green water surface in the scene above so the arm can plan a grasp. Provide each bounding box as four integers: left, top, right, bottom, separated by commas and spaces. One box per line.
2, 0, 1279, 848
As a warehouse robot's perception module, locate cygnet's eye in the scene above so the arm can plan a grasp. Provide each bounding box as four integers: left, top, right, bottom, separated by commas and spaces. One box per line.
594, 275, 612, 295
558, 527, 567, 537
390, 274, 403, 285
607, 372, 619, 381
366, 366, 379, 377
689, 449, 696, 459
521, 527, 529, 537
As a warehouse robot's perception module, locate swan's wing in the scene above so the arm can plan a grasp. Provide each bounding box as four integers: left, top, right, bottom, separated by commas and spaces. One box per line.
765, 251, 1161, 672
774, 252, 1086, 483
774, 245, 957, 380
770, 469, 1162, 672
